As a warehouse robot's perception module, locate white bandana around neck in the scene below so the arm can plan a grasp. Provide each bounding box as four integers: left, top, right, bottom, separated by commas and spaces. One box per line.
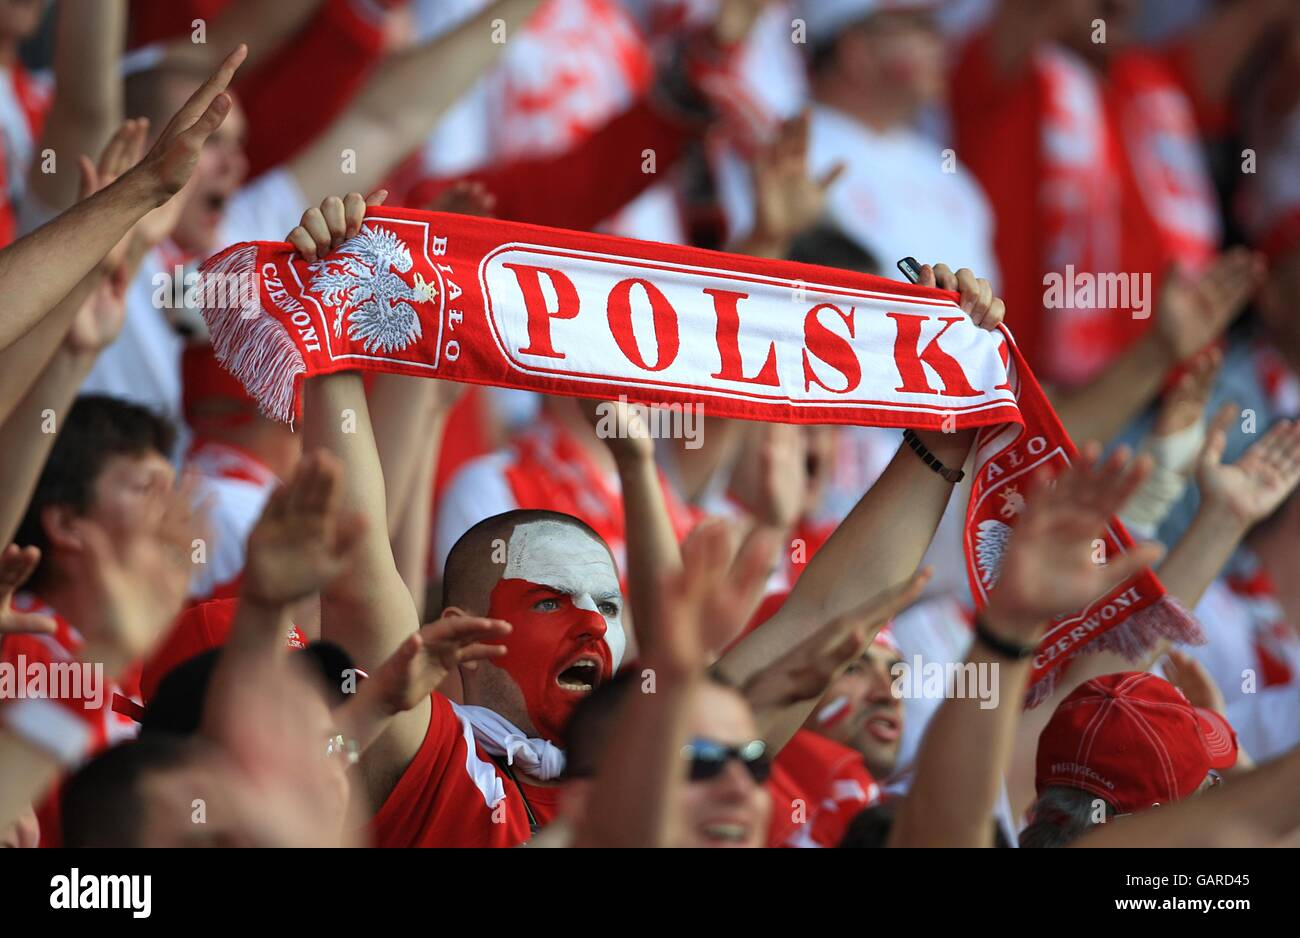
452, 702, 567, 782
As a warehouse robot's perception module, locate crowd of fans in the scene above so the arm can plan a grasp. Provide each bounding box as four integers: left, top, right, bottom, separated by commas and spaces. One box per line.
2, 0, 1300, 851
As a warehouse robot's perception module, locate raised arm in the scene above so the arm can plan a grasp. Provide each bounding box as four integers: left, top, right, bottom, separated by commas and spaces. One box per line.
576, 396, 682, 656
718, 264, 1003, 682
157, 0, 324, 73
0, 118, 149, 426
0, 45, 247, 352
737, 568, 930, 754
26, 0, 126, 213
570, 522, 718, 849
1050, 249, 1264, 446
1004, 413, 1300, 819
1160, 412, 1300, 611
290, 191, 460, 804
0, 342, 100, 547
889, 446, 1163, 847
286, 0, 542, 203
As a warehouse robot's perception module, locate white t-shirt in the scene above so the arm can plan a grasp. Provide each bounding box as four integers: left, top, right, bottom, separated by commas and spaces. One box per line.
1227, 683, 1300, 764
1187, 577, 1300, 706
720, 104, 1000, 282
887, 593, 975, 775
184, 441, 280, 600
814, 105, 998, 279
81, 169, 307, 425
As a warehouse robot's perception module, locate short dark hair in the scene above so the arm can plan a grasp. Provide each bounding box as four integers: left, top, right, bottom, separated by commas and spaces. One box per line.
61, 734, 202, 848
562, 670, 737, 780
124, 62, 215, 127
14, 395, 175, 590
786, 224, 879, 276
838, 801, 897, 848
840, 801, 1015, 848
141, 642, 355, 737
440, 509, 608, 612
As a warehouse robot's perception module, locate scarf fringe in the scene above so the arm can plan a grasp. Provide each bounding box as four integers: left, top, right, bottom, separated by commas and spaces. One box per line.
1023, 595, 1204, 709
197, 245, 304, 424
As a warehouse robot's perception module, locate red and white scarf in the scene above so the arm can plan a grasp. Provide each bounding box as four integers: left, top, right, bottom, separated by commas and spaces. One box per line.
197, 207, 1199, 700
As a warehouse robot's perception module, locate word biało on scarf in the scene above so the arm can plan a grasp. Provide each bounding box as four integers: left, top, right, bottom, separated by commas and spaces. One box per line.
198, 208, 1199, 701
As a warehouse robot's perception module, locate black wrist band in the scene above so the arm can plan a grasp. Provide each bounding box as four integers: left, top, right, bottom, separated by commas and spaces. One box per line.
974, 615, 1037, 660
902, 429, 965, 483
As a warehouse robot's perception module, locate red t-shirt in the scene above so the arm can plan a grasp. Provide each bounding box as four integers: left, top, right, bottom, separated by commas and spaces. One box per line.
369, 693, 561, 847
766, 730, 880, 848
0, 63, 52, 249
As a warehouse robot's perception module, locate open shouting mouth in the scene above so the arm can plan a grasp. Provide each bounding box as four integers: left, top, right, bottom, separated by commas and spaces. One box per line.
554, 653, 603, 694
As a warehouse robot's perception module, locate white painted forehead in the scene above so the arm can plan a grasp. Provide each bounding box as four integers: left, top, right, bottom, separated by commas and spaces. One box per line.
503, 520, 620, 596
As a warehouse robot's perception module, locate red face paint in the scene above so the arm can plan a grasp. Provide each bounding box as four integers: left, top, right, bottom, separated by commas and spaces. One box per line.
486, 577, 615, 743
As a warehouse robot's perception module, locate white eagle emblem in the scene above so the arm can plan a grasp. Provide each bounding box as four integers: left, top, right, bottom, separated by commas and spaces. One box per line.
306, 224, 436, 354
974, 519, 1013, 590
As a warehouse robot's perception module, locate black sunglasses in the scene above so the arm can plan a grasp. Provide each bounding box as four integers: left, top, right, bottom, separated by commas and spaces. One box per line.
682, 738, 771, 783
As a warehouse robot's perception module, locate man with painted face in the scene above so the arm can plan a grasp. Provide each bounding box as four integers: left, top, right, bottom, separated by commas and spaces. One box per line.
292, 191, 1007, 846
443, 512, 627, 747
803, 629, 905, 783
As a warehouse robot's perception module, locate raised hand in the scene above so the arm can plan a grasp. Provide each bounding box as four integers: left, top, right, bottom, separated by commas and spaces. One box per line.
0, 544, 56, 636
726, 423, 809, 531
427, 179, 497, 218
740, 567, 931, 711
61, 119, 153, 356
64, 278, 128, 356
643, 519, 733, 682
1196, 409, 1300, 530
130, 44, 247, 204
683, 517, 781, 658
367, 611, 512, 716
916, 262, 1005, 331
1155, 248, 1266, 363
77, 118, 150, 214
240, 450, 368, 608
69, 481, 207, 675
1161, 647, 1228, 716
745, 110, 845, 258
1152, 348, 1221, 440
983, 445, 1166, 640
287, 189, 388, 262
581, 396, 656, 465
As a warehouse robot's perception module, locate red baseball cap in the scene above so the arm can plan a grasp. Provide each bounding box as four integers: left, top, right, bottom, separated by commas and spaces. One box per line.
1035, 672, 1238, 815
